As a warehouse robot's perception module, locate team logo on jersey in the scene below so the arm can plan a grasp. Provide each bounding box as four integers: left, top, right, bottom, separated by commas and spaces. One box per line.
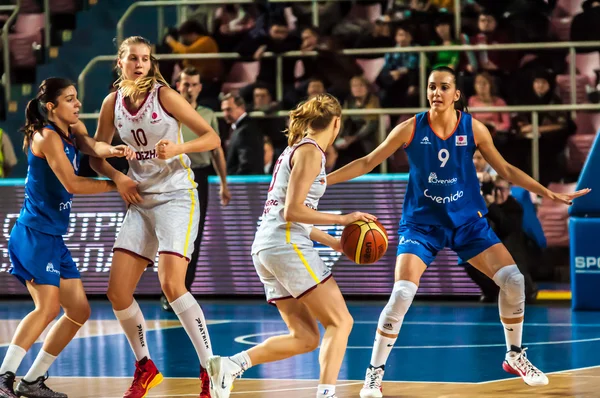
420, 136, 431, 145
319, 178, 326, 185
455, 135, 467, 146
398, 236, 420, 245
59, 200, 73, 211
428, 172, 457, 185
424, 189, 464, 204
150, 111, 162, 124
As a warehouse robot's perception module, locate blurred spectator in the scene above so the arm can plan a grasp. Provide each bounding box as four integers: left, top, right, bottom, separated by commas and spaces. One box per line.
470, 10, 518, 75
291, 2, 345, 36
570, 0, 600, 53
514, 70, 573, 186
473, 148, 496, 196
468, 72, 510, 134
334, 76, 380, 170
355, 15, 395, 51
429, 14, 460, 70
307, 78, 326, 100
296, 26, 320, 86
213, 4, 258, 53
0, 128, 16, 177
377, 24, 419, 108
237, 18, 301, 108
221, 93, 264, 175
166, 20, 222, 82
464, 176, 539, 303
252, 83, 287, 171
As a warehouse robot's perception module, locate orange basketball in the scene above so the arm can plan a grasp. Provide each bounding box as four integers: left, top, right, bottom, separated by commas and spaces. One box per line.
340, 220, 388, 264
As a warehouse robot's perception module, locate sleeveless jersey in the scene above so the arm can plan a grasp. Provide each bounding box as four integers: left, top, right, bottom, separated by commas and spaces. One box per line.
252, 137, 327, 254
402, 111, 487, 228
18, 124, 79, 236
114, 84, 196, 194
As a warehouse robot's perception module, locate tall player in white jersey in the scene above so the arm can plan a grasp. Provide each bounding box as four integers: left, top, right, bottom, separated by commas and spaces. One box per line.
206, 94, 376, 398
89, 36, 221, 398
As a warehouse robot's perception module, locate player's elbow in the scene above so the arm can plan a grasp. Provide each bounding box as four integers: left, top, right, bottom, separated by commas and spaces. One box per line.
283, 205, 299, 222
209, 133, 221, 151
62, 180, 78, 194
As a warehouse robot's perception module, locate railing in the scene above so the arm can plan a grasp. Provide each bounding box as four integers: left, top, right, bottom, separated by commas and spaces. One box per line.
43, 0, 51, 50
1, 2, 20, 103
78, 40, 600, 111
79, 103, 600, 179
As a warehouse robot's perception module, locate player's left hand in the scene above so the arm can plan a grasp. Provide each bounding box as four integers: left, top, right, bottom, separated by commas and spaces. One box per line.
110, 145, 135, 160
155, 139, 181, 159
547, 188, 591, 205
220, 184, 231, 206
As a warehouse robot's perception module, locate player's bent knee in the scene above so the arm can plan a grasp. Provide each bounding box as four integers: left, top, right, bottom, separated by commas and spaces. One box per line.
379, 280, 418, 333
301, 332, 320, 353
106, 287, 133, 308
65, 302, 91, 324
493, 265, 525, 305
160, 280, 187, 302
35, 303, 61, 324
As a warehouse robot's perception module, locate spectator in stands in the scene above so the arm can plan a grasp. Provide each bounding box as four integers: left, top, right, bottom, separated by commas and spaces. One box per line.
307, 78, 326, 100
355, 15, 395, 50
470, 10, 518, 76
221, 93, 264, 175
377, 24, 419, 108
473, 148, 496, 196
237, 17, 301, 108
429, 14, 460, 70
570, 0, 600, 53
468, 72, 510, 134
213, 4, 258, 53
166, 20, 222, 104
334, 76, 380, 170
464, 176, 539, 303
252, 83, 286, 172
0, 127, 17, 177
297, 26, 320, 87
515, 69, 572, 186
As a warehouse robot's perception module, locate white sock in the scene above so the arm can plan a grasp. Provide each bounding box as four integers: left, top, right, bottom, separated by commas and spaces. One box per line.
230, 351, 252, 371
170, 292, 213, 368
316, 384, 335, 397
0, 344, 27, 374
23, 350, 56, 382
502, 321, 523, 351
113, 300, 150, 361
370, 333, 397, 368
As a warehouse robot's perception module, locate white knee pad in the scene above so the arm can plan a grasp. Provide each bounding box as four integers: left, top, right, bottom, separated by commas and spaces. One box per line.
377, 280, 418, 334
493, 264, 525, 318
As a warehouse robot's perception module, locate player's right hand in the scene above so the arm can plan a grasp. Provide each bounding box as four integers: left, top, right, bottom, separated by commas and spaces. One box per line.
547, 188, 591, 205
116, 175, 142, 205
340, 211, 377, 225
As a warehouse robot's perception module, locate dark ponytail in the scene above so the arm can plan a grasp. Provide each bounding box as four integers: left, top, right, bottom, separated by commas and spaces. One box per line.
21, 77, 74, 150
429, 66, 468, 113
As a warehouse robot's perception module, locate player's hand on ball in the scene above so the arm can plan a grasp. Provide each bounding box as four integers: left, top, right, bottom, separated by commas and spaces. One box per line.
110, 145, 135, 160
547, 188, 591, 205
155, 139, 180, 159
340, 211, 377, 225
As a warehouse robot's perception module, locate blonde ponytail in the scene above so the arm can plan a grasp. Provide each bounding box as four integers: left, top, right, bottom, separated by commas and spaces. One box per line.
286, 93, 342, 146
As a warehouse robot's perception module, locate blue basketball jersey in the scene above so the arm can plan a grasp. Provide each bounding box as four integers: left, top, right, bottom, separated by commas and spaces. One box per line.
402, 111, 487, 228
18, 124, 79, 236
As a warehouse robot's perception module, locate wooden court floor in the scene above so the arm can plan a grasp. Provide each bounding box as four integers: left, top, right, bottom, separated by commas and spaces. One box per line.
43, 367, 600, 398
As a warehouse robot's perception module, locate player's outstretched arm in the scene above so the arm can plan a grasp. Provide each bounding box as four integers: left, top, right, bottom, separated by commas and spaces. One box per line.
327, 117, 415, 185
90, 93, 142, 204
155, 87, 220, 159
284, 145, 376, 225
36, 129, 116, 194
71, 120, 135, 160
473, 118, 590, 205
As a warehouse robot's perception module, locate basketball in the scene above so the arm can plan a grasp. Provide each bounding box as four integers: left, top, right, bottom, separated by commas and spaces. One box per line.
340, 220, 388, 264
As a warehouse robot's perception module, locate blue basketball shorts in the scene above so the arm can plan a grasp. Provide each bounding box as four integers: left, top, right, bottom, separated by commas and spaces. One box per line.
396, 216, 501, 266
8, 221, 80, 287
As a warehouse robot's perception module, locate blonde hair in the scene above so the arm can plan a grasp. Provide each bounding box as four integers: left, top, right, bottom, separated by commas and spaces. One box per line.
286, 94, 342, 146
114, 36, 169, 98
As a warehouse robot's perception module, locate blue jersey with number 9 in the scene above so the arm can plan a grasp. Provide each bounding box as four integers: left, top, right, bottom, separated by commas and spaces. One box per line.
402, 111, 487, 228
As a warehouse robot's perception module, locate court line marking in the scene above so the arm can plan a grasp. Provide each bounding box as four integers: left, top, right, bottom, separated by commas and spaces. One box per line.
0, 321, 231, 349
234, 330, 600, 349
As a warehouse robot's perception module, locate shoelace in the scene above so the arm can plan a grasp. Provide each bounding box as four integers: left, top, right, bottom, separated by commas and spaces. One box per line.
366, 369, 382, 389
37, 374, 53, 392
515, 349, 541, 376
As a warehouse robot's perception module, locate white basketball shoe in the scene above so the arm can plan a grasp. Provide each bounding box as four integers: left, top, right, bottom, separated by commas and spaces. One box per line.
207, 356, 245, 398
502, 346, 549, 386
359, 365, 384, 398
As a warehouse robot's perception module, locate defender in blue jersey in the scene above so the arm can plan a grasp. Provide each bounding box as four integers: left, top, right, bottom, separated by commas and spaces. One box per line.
0, 78, 131, 398
328, 67, 590, 397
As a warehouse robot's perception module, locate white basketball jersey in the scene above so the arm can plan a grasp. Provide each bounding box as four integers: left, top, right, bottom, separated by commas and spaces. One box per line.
252, 137, 327, 254
114, 84, 196, 194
